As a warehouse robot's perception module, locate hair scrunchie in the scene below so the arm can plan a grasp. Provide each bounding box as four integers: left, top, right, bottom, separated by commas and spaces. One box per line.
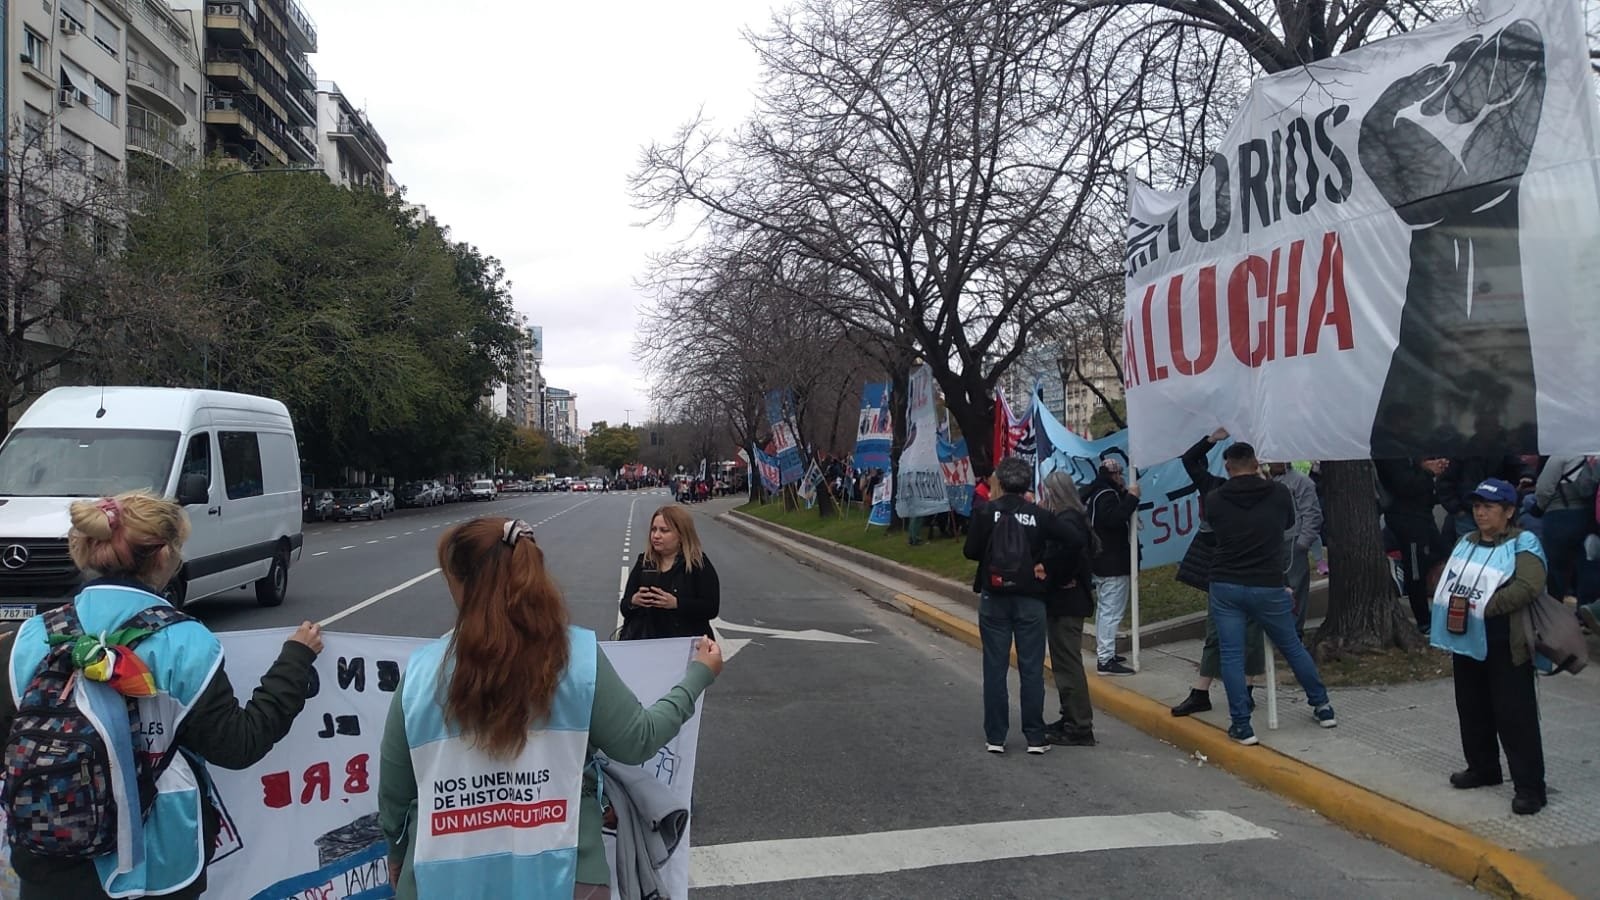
97, 497, 124, 533
501, 519, 535, 547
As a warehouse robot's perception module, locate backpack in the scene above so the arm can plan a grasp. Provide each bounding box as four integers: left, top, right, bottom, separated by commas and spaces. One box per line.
985, 504, 1037, 594
2, 603, 190, 859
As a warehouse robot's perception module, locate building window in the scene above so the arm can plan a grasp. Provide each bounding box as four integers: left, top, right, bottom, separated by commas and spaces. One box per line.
93, 11, 120, 56
92, 218, 117, 257
59, 0, 87, 29
91, 79, 118, 123
94, 147, 118, 181
23, 106, 49, 150
185, 86, 198, 116
59, 129, 90, 172
23, 29, 48, 70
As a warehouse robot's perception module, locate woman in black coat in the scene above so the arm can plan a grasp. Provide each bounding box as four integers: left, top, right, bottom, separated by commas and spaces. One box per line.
1036, 471, 1095, 746
619, 505, 720, 639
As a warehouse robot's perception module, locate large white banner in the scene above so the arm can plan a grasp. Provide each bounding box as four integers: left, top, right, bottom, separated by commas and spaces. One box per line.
896, 364, 953, 518
191, 630, 701, 900
1122, 0, 1600, 467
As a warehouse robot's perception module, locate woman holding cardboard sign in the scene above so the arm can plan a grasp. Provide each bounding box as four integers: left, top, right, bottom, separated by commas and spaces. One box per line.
379, 517, 721, 899
618, 505, 721, 640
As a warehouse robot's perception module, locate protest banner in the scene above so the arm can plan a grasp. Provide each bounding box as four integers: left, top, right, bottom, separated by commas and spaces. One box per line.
868, 474, 894, 527
753, 444, 782, 495
1122, 0, 1600, 467
991, 387, 1033, 466
895, 365, 951, 519
764, 389, 806, 485
1033, 397, 1229, 571
937, 435, 976, 518
797, 461, 824, 509
184, 630, 702, 900
853, 382, 893, 473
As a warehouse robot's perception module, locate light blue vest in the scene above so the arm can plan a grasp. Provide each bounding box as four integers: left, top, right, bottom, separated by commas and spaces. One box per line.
1431, 531, 1547, 661
9, 584, 223, 897
401, 626, 597, 898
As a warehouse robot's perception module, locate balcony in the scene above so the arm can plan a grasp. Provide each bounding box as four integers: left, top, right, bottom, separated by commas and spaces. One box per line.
126, 59, 187, 123
330, 113, 391, 173
265, 0, 318, 53
205, 2, 257, 49
205, 92, 287, 165
206, 48, 313, 127
127, 105, 193, 167
282, 124, 318, 165
135, 0, 199, 66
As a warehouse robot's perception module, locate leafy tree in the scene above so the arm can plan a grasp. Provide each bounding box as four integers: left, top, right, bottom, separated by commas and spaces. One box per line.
584, 421, 640, 474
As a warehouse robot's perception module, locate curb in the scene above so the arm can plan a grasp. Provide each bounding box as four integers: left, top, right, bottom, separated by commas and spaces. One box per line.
717, 509, 1571, 899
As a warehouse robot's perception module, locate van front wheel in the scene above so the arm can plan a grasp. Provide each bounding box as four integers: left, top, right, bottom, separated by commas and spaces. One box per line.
256, 550, 288, 608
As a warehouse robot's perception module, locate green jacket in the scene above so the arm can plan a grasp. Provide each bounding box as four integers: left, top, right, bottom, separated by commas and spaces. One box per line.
379, 654, 714, 897
1469, 527, 1548, 667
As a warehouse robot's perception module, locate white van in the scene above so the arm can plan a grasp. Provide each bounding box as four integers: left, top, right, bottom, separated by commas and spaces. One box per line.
0, 387, 304, 619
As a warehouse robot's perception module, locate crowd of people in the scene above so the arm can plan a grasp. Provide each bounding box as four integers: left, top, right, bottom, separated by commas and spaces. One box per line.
0, 491, 723, 899
963, 432, 1577, 818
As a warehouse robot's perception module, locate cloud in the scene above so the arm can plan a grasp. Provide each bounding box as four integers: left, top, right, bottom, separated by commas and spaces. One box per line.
310, 0, 765, 427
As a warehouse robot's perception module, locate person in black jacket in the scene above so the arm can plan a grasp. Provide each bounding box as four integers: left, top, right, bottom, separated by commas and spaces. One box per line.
1207, 442, 1337, 745
1171, 429, 1265, 718
1376, 456, 1451, 632
1081, 458, 1140, 676
1036, 471, 1096, 746
964, 457, 1078, 755
619, 505, 720, 639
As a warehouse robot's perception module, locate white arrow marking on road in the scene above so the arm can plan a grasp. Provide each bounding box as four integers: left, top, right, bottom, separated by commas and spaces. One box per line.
710, 617, 873, 644
690, 810, 1276, 888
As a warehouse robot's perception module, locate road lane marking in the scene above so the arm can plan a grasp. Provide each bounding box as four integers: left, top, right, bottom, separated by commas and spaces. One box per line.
312, 551, 328, 557
689, 811, 1276, 888
319, 569, 441, 627
340, 546, 356, 551
366, 540, 379, 545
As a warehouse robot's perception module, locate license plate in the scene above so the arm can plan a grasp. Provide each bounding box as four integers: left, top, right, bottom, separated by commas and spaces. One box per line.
0, 605, 37, 621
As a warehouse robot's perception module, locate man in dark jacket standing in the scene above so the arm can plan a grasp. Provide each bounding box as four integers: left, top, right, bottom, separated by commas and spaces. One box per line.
1376, 456, 1450, 632
1082, 457, 1140, 676
964, 457, 1078, 756
1208, 442, 1338, 745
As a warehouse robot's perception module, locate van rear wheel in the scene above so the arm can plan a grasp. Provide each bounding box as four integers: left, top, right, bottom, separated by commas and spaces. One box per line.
256, 549, 288, 608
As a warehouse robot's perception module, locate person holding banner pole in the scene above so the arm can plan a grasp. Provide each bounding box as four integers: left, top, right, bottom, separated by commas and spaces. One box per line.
0, 491, 325, 900
1083, 458, 1139, 677
379, 518, 724, 898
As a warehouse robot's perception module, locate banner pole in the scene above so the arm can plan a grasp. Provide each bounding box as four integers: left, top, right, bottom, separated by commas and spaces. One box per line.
1129, 468, 1141, 673
1266, 645, 1280, 730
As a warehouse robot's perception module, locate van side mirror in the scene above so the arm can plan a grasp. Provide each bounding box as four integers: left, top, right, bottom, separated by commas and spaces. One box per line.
176, 473, 209, 506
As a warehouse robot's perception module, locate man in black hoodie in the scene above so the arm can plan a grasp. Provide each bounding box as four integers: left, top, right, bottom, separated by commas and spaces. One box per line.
1082, 456, 1140, 676
964, 457, 1080, 756
1207, 442, 1338, 746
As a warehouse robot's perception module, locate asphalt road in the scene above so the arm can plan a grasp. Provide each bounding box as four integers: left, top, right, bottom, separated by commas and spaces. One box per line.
185, 490, 1475, 898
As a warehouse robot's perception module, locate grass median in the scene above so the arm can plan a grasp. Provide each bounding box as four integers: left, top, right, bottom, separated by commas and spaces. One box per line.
736, 500, 1205, 625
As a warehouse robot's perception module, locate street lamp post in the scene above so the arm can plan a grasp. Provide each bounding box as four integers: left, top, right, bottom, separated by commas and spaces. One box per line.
199, 165, 321, 388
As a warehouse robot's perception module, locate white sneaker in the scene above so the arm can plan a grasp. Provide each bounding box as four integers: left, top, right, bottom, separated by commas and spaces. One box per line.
1026, 743, 1050, 755
986, 743, 1005, 754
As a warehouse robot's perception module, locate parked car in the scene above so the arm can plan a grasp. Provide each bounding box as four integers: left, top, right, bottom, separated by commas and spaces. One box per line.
468, 479, 497, 501
302, 489, 335, 522
397, 481, 434, 507
441, 484, 460, 503
0, 386, 304, 615
332, 488, 384, 521
379, 489, 395, 512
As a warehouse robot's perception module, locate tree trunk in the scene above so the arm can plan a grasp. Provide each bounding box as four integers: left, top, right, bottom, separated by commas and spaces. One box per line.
1311, 459, 1422, 658
886, 366, 910, 533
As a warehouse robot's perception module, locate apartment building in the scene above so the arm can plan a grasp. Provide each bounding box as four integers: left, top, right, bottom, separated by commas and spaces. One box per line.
315, 79, 388, 189
1000, 339, 1124, 437
544, 387, 580, 448
10, 0, 203, 179
174, 0, 317, 166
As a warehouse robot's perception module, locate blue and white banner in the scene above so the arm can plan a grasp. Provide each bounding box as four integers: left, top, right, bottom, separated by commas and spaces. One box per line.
937, 436, 976, 518
869, 475, 894, 526
753, 445, 782, 494
1032, 396, 1229, 571
765, 389, 805, 486
896, 365, 952, 518
798, 461, 824, 509
853, 382, 893, 473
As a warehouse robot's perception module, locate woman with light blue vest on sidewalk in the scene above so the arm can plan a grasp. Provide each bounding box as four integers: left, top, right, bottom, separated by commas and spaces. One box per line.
0, 491, 323, 899
379, 517, 722, 899
1431, 478, 1549, 816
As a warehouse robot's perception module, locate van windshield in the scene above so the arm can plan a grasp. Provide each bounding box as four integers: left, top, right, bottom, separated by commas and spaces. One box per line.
0, 428, 181, 497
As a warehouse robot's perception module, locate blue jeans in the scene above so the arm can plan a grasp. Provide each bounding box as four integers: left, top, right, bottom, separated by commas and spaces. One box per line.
1542, 508, 1590, 598
1209, 582, 1330, 727
979, 592, 1048, 745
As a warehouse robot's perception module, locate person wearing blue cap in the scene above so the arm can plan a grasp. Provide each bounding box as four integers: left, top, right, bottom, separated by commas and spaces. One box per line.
1430, 477, 1549, 816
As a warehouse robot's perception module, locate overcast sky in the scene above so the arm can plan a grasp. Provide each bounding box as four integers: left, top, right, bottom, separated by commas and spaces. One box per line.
309, 1, 768, 430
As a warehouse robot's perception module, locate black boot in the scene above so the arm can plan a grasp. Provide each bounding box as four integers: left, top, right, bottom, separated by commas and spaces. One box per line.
1512, 789, 1547, 815
1170, 689, 1212, 717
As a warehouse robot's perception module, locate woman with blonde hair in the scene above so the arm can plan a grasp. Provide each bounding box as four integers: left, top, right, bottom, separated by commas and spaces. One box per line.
619, 505, 721, 640
0, 490, 323, 899
379, 517, 721, 898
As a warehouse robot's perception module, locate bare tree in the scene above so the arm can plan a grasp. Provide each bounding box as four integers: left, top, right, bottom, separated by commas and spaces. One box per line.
0, 114, 194, 427
635, 0, 1150, 474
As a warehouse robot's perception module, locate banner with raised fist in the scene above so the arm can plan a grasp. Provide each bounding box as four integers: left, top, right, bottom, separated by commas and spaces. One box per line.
1123, 0, 1600, 466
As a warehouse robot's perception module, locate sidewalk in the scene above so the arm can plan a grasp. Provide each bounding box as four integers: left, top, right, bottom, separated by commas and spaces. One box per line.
719, 509, 1597, 900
